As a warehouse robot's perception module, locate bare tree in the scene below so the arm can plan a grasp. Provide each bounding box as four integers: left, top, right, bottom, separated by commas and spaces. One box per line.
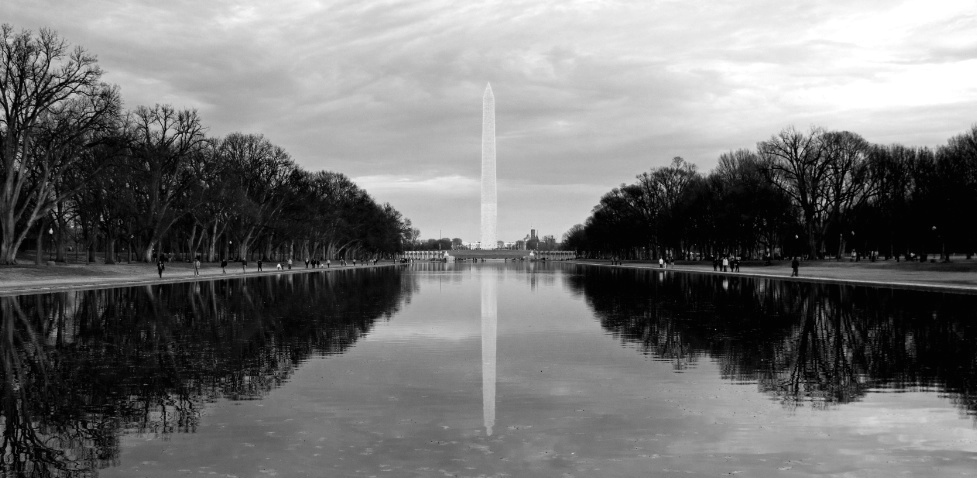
127, 105, 208, 262
822, 131, 874, 258
0, 25, 119, 264
758, 126, 830, 258
219, 133, 295, 260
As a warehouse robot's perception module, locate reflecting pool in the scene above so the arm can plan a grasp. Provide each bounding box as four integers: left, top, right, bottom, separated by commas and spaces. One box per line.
2, 263, 976, 477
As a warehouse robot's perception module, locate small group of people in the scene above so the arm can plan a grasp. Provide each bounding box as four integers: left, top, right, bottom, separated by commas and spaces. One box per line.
305, 258, 331, 268
712, 256, 740, 272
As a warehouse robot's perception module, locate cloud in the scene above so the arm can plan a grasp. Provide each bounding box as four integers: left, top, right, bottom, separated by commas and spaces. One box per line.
5, 0, 977, 241
353, 174, 480, 198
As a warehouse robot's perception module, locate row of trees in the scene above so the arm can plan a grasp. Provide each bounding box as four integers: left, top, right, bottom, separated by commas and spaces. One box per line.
565, 125, 977, 261
1, 25, 408, 264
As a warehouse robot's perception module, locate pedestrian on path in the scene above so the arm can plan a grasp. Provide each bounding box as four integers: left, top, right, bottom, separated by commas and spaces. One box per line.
722, 256, 729, 272
288, 258, 293, 270
221, 259, 227, 274
157, 259, 165, 278
791, 257, 799, 277
257, 259, 263, 272
193, 258, 200, 276
242, 259, 247, 273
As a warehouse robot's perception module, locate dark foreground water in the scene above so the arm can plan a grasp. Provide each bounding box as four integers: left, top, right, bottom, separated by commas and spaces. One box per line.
2, 263, 976, 477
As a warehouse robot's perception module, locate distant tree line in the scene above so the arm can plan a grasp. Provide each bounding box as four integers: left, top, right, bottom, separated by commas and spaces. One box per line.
1, 25, 408, 265
564, 124, 977, 261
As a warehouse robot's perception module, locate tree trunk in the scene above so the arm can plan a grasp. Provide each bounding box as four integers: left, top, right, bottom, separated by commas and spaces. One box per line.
0, 217, 17, 264
207, 222, 219, 262
105, 238, 117, 264
56, 232, 67, 263
35, 225, 45, 265
187, 223, 197, 261
143, 240, 157, 263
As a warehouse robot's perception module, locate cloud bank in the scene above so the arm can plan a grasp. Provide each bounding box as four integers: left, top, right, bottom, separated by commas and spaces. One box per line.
5, 0, 976, 241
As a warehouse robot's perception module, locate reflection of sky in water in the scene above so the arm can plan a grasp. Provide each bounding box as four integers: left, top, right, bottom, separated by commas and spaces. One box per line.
84, 264, 977, 477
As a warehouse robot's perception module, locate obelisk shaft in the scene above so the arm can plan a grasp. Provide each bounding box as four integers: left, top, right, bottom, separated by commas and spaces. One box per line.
481, 83, 497, 250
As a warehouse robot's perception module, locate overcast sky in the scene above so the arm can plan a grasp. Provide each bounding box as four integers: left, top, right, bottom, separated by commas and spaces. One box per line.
5, 0, 976, 242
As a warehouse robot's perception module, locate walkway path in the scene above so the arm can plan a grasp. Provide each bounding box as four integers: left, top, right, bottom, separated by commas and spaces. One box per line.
0, 261, 402, 296
572, 259, 977, 294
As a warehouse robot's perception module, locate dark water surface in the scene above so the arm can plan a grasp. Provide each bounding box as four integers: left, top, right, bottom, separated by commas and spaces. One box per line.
2, 263, 976, 477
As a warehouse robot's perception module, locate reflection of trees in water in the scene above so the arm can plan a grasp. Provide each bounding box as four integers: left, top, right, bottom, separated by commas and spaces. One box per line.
0, 268, 411, 477
569, 268, 977, 415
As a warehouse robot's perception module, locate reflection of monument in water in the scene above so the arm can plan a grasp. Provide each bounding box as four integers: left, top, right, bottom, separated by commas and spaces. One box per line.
481, 83, 497, 249
481, 266, 497, 436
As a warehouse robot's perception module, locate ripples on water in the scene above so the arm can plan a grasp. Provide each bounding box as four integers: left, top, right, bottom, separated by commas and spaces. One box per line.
2, 262, 976, 477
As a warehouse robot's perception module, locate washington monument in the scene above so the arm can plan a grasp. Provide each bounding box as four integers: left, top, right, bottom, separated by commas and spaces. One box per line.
481, 83, 497, 249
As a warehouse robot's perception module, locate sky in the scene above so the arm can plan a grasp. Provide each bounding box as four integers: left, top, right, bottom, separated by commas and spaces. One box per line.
4, 0, 976, 243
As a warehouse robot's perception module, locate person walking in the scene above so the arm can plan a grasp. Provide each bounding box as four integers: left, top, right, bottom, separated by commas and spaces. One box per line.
157, 259, 165, 279
791, 257, 799, 277
658, 257, 664, 269
327, 259, 331, 268
242, 259, 247, 273
288, 258, 293, 270
193, 257, 200, 276
722, 256, 729, 272
221, 259, 227, 274
712, 256, 719, 271
257, 259, 263, 272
